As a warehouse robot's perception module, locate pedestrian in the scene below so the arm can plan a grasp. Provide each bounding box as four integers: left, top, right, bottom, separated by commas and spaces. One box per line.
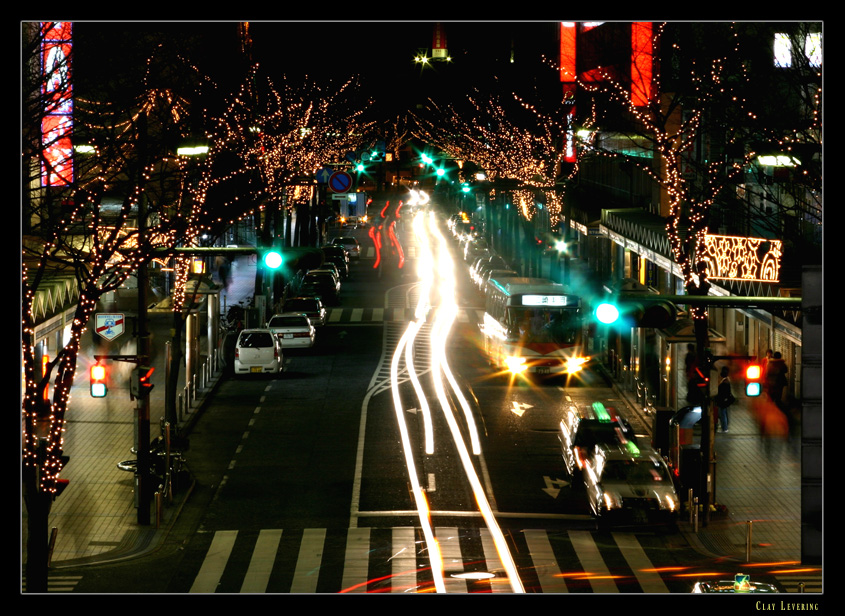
684, 343, 697, 380
714, 366, 735, 432
766, 351, 788, 407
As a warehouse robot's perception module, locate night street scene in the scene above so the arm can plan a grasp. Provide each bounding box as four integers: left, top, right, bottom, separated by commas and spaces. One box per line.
21, 20, 823, 602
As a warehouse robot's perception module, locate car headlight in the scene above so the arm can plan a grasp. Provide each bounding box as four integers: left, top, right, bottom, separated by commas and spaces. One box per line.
601, 490, 624, 511
504, 356, 528, 374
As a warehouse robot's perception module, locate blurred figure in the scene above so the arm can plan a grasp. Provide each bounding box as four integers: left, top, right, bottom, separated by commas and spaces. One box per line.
753, 396, 789, 459
766, 351, 788, 408
714, 366, 735, 432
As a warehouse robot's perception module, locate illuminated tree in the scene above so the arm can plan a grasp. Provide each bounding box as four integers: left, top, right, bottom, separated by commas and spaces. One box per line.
21, 23, 213, 590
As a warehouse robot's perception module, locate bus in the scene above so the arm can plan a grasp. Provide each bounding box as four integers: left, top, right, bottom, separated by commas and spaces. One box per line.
482, 277, 588, 376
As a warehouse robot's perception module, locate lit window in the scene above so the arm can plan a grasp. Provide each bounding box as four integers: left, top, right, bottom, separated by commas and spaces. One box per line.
774, 32, 822, 68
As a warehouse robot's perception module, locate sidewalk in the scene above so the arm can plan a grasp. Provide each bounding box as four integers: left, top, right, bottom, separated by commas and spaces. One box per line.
24, 251, 806, 584
612, 382, 803, 565
22, 255, 259, 570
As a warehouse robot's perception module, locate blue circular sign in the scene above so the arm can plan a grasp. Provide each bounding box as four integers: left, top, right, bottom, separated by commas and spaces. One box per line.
329, 171, 353, 193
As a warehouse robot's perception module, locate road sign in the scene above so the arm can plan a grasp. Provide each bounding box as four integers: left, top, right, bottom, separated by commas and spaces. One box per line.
95, 313, 125, 340
316, 168, 332, 183
328, 171, 353, 194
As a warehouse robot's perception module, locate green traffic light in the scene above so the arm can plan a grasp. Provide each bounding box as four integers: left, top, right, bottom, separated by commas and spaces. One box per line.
595, 302, 620, 324
263, 250, 283, 269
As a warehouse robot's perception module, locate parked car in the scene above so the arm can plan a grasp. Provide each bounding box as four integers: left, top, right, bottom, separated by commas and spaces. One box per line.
234, 329, 283, 376
266, 312, 316, 348
309, 265, 341, 289
330, 236, 360, 259
299, 275, 340, 305
321, 246, 349, 278
282, 296, 327, 327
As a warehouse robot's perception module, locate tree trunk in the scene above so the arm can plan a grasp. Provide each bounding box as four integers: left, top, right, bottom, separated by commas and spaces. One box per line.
23, 469, 50, 593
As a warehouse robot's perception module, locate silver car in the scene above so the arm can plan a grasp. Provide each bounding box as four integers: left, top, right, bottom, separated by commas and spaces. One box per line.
234, 329, 283, 376
582, 442, 680, 523
267, 313, 316, 348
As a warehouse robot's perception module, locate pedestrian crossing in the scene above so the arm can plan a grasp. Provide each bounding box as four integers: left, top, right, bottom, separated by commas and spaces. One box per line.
21, 574, 82, 593
325, 306, 484, 325
775, 574, 823, 594
185, 526, 678, 594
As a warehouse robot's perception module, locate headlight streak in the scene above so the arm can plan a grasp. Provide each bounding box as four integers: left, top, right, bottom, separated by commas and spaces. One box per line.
424, 212, 525, 593
389, 319, 446, 593
387, 210, 525, 593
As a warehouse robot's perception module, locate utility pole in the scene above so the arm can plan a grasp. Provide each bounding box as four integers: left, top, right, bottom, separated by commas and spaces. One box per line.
136, 113, 151, 525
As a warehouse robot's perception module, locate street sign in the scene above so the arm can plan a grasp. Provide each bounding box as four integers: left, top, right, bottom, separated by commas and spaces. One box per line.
95, 313, 125, 340
316, 167, 332, 183
328, 171, 353, 194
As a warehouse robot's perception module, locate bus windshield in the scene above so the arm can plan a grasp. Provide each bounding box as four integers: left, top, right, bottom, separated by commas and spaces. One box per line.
507, 307, 579, 344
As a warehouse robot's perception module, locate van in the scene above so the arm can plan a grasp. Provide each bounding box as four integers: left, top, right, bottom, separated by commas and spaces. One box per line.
559, 401, 638, 481
582, 441, 680, 524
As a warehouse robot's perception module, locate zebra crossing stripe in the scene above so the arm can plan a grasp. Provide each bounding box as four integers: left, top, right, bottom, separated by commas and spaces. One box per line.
479, 528, 509, 593
341, 527, 371, 593
391, 527, 418, 593
436, 527, 469, 593
189, 527, 670, 594
523, 529, 568, 593
612, 532, 669, 593
372, 308, 384, 321
291, 528, 325, 593
570, 530, 618, 593
240, 529, 282, 593
350, 308, 364, 322
190, 530, 237, 593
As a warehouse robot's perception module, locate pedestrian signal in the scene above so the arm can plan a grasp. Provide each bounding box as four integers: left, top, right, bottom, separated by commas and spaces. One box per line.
130, 365, 155, 399
90, 363, 107, 398
745, 364, 762, 397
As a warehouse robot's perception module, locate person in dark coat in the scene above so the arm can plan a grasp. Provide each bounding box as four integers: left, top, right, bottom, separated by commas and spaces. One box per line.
714, 366, 735, 432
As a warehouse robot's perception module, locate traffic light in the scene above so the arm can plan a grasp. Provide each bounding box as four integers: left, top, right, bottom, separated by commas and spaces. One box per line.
744, 363, 763, 397
594, 297, 677, 329
90, 362, 107, 398
262, 249, 284, 270
130, 365, 155, 399
53, 453, 70, 499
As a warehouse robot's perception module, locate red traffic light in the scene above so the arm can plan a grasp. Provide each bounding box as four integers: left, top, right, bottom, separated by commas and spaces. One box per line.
90, 363, 107, 398
745, 363, 763, 397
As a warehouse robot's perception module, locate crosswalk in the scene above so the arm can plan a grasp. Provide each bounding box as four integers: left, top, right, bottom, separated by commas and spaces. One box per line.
185, 526, 676, 594
325, 306, 484, 325
21, 574, 82, 593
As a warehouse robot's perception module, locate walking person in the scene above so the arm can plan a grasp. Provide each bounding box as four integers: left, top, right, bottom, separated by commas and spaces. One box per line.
714, 366, 735, 432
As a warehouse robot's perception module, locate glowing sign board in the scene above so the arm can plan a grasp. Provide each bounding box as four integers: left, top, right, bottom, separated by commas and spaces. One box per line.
522, 295, 570, 307
40, 22, 73, 186
702, 234, 782, 283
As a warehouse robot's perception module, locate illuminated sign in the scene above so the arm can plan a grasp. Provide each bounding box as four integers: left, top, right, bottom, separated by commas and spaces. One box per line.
40, 22, 73, 187
522, 295, 569, 307
702, 234, 782, 283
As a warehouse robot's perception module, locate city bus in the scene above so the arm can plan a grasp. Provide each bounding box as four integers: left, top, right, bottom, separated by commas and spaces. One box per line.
482, 277, 588, 376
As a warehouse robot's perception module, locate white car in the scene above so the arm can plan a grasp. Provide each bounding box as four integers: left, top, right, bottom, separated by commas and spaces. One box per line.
234, 329, 284, 376
266, 312, 316, 348
582, 442, 680, 524
282, 296, 327, 327
330, 236, 360, 259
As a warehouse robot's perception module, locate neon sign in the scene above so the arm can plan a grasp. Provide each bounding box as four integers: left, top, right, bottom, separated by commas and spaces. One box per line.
41, 22, 73, 187
702, 234, 782, 283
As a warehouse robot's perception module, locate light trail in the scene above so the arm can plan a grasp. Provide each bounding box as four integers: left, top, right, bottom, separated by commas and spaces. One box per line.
386, 208, 524, 593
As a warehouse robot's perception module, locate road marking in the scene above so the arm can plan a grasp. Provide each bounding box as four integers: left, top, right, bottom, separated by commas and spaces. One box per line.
570, 530, 618, 593
190, 530, 238, 593
290, 528, 325, 593
341, 527, 371, 593
523, 529, 568, 593
240, 529, 282, 593
613, 532, 669, 592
